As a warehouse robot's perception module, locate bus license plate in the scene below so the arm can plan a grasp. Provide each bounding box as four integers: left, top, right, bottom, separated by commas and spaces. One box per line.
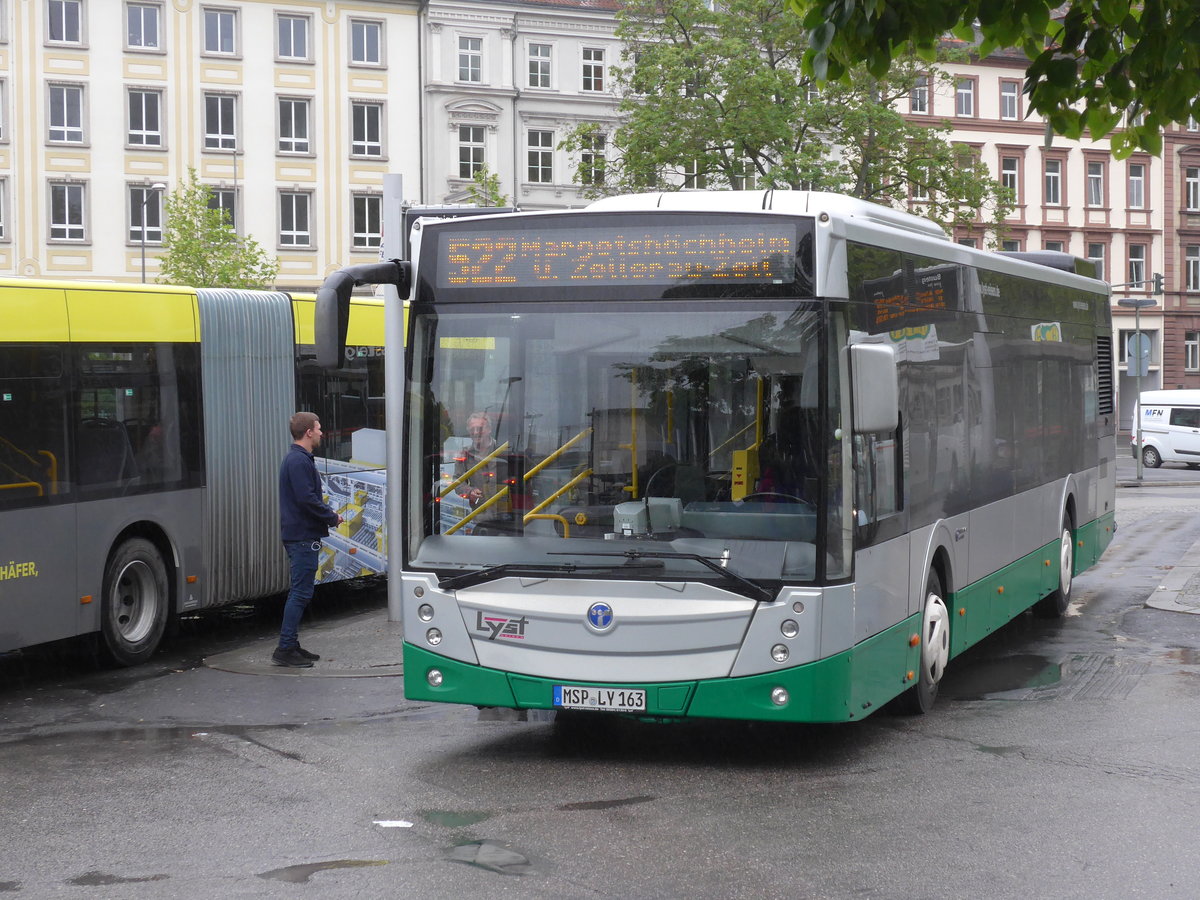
553, 685, 646, 713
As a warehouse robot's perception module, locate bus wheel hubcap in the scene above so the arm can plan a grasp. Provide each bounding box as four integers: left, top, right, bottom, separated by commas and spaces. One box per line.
922, 594, 950, 684
112, 560, 157, 644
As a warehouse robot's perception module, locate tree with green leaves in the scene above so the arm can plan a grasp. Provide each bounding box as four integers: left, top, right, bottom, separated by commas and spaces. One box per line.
158, 169, 280, 289
467, 165, 509, 207
796, 0, 1200, 157
561, 0, 1013, 238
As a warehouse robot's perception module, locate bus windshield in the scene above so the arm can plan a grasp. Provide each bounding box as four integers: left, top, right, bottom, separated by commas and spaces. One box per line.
406, 300, 845, 585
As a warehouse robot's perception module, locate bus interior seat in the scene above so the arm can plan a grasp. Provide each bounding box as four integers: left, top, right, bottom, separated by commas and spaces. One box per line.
77, 418, 139, 486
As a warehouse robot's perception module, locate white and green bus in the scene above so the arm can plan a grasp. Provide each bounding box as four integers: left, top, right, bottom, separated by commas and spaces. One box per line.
326, 190, 1116, 721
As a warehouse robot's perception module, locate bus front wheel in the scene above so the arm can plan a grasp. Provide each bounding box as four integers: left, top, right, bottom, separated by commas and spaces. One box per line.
100, 538, 169, 667
896, 572, 950, 715
1034, 517, 1074, 618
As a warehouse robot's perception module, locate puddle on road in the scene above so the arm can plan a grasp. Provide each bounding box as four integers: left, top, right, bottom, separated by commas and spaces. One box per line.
67, 871, 169, 886
944, 654, 1062, 700
0, 882, 20, 893
446, 841, 529, 875
421, 809, 493, 828
558, 795, 655, 811
257, 859, 387, 884
1164, 647, 1200, 665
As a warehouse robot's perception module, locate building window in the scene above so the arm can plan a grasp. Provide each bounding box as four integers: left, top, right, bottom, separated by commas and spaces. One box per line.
910, 168, 929, 201
582, 48, 605, 93
127, 89, 161, 147
126, 3, 160, 50
1044, 159, 1062, 205
351, 102, 383, 157
278, 98, 309, 154
202, 7, 236, 55
999, 80, 1020, 120
128, 185, 163, 243
1087, 242, 1106, 280
1129, 244, 1146, 287
0, 80, 5, 141
458, 36, 482, 83
277, 14, 308, 61
527, 130, 553, 183
48, 84, 84, 143
1187, 167, 1200, 211
50, 182, 86, 241
730, 158, 755, 191
279, 191, 311, 247
458, 125, 485, 179
683, 160, 707, 190
529, 43, 551, 89
350, 19, 382, 65
0, 180, 7, 240
957, 237, 978, 248
207, 188, 236, 231
1187, 246, 1200, 292
1128, 163, 1146, 209
48, 0, 82, 44
1086, 161, 1104, 207
1186, 332, 1200, 371
955, 78, 974, 116
203, 93, 236, 150
1001, 238, 1021, 252
580, 131, 606, 185
1000, 156, 1019, 201
1044, 240, 1065, 253
352, 193, 381, 249
910, 75, 928, 114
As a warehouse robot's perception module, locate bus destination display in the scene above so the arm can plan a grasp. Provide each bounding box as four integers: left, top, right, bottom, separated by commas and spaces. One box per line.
437, 223, 797, 288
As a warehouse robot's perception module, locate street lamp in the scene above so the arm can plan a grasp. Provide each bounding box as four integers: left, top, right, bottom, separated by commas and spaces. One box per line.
1118, 295, 1157, 481
140, 182, 167, 283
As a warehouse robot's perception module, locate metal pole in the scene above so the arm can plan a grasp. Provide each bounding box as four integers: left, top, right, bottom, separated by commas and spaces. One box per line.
1135, 305, 1143, 481
140, 191, 148, 283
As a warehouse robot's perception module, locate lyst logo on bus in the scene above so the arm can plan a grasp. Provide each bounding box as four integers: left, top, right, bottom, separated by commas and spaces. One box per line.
475, 612, 528, 640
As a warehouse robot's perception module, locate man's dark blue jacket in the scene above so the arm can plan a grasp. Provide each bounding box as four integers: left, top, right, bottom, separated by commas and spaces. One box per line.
279, 443, 340, 542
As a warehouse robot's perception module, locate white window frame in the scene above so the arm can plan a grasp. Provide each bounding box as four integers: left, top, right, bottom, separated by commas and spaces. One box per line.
47, 0, 83, 45
1001, 156, 1019, 201
1128, 244, 1146, 287
351, 101, 383, 157
1187, 246, 1200, 292
350, 19, 383, 66
527, 129, 553, 183
955, 78, 974, 117
1001, 238, 1021, 252
458, 36, 482, 83
276, 13, 309, 62
1087, 242, 1106, 280
126, 2, 161, 51
352, 193, 382, 249
1187, 167, 1200, 211
0, 79, 7, 143
1044, 159, 1062, 206
909, 75, 928, 114
683, 160, 707, 190
1128, 163, 1146, 209
1186, 331, 1200, 371
999, 81, 1019, 120
128, 184, 163, 244
202, 7, 237, 56
279, 190, 312, 248
580, 131, 607, 185
203, 92, 237, 150
529, 43, 552, 89
582, 47, 606, 93
48, 83, 85, 144
127, 88, 162, 148
1086, 162, 1104, 207
458, 125, 485, 179
207, 187, 237, 231
49, 181, 86, 241
1044, 240, 1065, 253
0, 179, 7, 241
277, 97, 310, 154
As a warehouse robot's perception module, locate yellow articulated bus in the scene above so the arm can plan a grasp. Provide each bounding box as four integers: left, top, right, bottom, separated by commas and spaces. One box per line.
0, 278, 386, 665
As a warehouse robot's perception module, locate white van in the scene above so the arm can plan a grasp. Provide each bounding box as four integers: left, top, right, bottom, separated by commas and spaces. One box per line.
1132, 389, 1200, 468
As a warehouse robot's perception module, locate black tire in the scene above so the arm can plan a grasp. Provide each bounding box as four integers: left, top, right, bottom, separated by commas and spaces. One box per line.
895, 570, 950, 715
1142, 445, 1162, 469
100, 538, 169, 666
1034, 517, 1074, 618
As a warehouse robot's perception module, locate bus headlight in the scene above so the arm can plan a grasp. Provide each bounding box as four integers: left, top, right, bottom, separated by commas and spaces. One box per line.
771, 687, 789, 706
426, 628, 443, 646
418, 604, 435, 622
771, 643, 789, 663
780, 619, 799, 638
427, 669, 443, 687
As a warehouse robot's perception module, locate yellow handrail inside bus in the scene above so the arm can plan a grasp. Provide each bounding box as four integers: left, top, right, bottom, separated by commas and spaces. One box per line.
523, 427, 592, 481
439, 440, 511, 498
38, 451, 58, 494
444, 486, 510, 535
0, 480, 43, 496
524, 513, 570, 538
619, 369, 639, 497
524, 468, 593, 522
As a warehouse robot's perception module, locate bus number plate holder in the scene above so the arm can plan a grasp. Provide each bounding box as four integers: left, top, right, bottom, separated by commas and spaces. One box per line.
553, 685, 646, 713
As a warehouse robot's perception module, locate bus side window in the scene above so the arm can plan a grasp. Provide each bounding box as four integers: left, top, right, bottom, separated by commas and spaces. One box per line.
0, 345, 69, 509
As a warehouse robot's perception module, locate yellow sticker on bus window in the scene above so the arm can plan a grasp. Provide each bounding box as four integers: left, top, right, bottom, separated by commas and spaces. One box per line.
440, 337, 495, 349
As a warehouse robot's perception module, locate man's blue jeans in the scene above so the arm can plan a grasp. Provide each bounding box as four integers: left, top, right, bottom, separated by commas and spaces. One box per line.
280, 540, 320, 650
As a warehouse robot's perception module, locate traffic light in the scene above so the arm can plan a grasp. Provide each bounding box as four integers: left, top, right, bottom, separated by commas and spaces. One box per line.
1153, 272, 1164, 294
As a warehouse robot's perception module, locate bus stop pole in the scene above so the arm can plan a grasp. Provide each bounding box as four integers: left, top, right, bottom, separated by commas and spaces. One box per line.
1134, 303, 1143, 481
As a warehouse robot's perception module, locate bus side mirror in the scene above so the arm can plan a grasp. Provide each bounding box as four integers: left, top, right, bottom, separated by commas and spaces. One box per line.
851, 343, 898, 434
315, 260, 410, 369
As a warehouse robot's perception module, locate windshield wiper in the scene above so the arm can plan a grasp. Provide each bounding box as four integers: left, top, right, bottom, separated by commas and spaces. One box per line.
438, 559, 664, 592
551, 549, 775, 603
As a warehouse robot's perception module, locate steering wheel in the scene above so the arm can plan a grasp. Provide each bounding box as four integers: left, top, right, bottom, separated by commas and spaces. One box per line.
740, 492, 806, 504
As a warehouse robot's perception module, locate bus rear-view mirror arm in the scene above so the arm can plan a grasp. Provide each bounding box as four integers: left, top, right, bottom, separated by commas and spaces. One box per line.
315, 260, 411, 369
850, 343, 899, 434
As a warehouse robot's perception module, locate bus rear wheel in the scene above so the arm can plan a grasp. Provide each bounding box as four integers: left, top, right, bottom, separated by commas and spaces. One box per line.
1034, 518, 1074, 618
896, 572, 950, 715
100, 538, 169, 667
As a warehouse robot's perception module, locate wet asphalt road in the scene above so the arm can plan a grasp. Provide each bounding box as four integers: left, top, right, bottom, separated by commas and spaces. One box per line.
2, 484, 1200, 898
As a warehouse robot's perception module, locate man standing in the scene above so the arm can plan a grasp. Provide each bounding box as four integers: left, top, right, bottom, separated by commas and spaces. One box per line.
274, 412, 342, 668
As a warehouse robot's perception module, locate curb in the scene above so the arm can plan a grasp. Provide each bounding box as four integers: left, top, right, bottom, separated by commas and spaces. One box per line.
1144, 534, 1200, 616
